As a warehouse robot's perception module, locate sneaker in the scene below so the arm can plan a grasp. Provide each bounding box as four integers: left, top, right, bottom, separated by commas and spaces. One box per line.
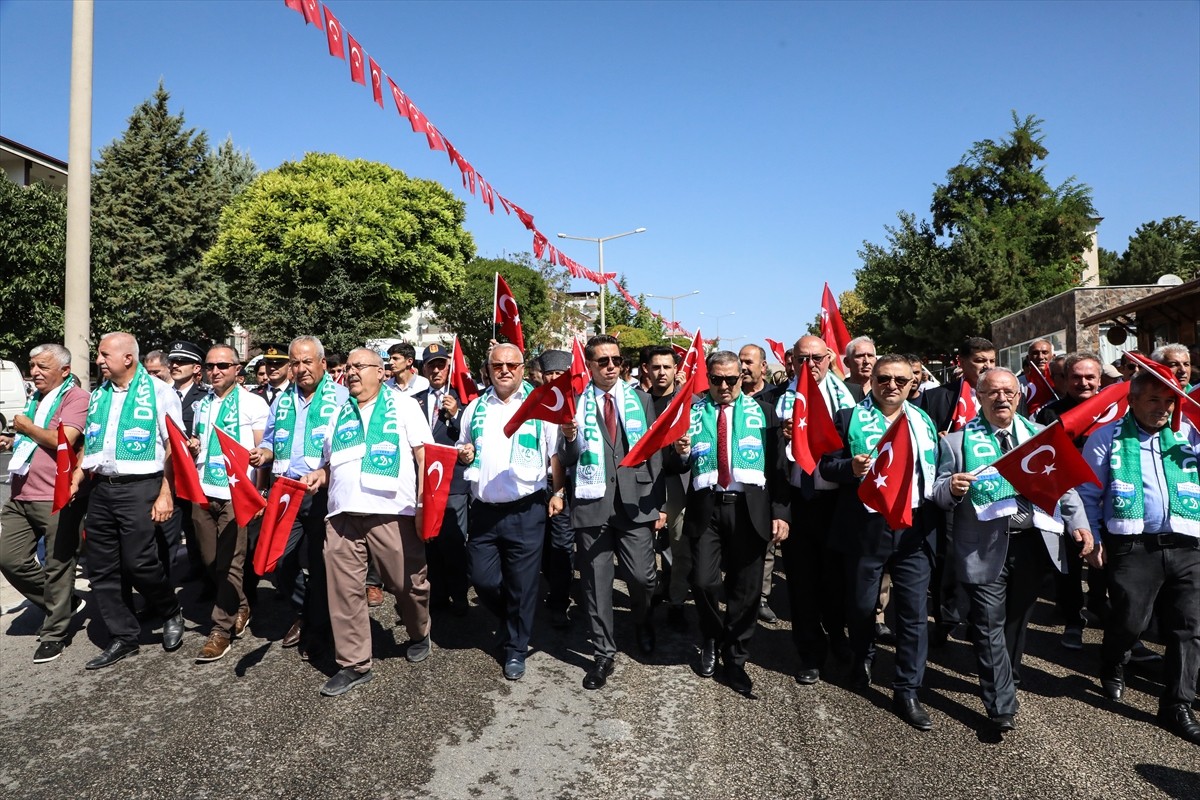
1061, 626, 1084, 651
405, 635, 431, 663
321, 667, 373, 697
71, 595, 87, 618
196, 632, 232, 662
1128, 641, 1163, 664
33, 640, 64, 663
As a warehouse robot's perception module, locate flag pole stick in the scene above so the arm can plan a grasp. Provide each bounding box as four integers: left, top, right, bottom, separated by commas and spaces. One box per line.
492, 273, 499, 342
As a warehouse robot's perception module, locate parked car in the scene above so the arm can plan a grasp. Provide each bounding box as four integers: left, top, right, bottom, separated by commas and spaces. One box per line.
0, 359, 29, 430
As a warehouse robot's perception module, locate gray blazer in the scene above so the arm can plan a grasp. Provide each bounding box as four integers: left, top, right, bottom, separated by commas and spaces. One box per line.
932, 426, 1090, 585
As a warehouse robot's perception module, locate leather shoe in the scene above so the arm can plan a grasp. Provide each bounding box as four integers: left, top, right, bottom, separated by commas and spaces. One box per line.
1157, 703, 1200, 745
851, 658, 873, 690
503, 657, 526, 681
875, 622, 897, 645
636, 622, 656, 655
85, 640, 139, 670
725, 663, 754, 697
758, 601, 778, 624
795, 667, 820, 685
991, 714, 1017, 733
582, 656, 615, 690
698, 639, 718, 678
282, 617, 302, 648
893, 696, 933, 731
162, 611, 185, 652
1100, 664, 1125, 702
366, 585, 384, 608
233, 607, 251, 638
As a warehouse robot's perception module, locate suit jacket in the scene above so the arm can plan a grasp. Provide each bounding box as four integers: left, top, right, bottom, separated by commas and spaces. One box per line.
559, 386, 664, 529
412, 386, 468, 495
666, 394, 790, 542
179, 383, 208, 436
932, 424, 1089, 584
819, 406, 936, 557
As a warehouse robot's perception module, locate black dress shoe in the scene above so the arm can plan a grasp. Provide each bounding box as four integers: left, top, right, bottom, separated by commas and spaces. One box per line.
636, 622, 656, 655
851, 658, 873, 690
582, 656, 615, 690
893, 697, 933, 731
795, 667, 820, 685
85, 640, 139, 670
162, 611, 185, 652
875, 622, 897, 645
698, 639, 718, 678
725, 663, 754, 697
1157, 703, 1200, 744
991, 714, 1017, 733
1100, 664, 1125, 702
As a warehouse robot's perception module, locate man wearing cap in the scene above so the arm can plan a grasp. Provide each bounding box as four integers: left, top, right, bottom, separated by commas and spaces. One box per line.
412, 343, 471, 616
253, 345, 291, 407
537, 349, 576, 627
386, 342, 430, 398
71, 332, 186, 669
167, 340, 208, 435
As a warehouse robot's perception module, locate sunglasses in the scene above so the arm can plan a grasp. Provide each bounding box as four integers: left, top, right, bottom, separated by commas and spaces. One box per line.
874, 375, 912, 387
708, 374, 740, 387
795, 354, 828, 363
490, 361, 523, 372
204, 362, 236, 371
590, 355, 624, 368
168, 358, 197, 367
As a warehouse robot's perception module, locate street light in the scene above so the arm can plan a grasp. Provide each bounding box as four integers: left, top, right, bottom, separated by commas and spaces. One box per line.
557, 227, 647, 334
699, 311, 735, 349
644, 290, 700, 341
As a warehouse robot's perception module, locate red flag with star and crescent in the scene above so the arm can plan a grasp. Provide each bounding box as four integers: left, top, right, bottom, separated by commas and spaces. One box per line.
421, 443, 459, 541
52, 423, 78, 514
570, 337, 590, 396
253, 477, 308, 575
214, 428, 267, 527
347, 35, 366, 84
948, 381, 979, 432
1057, 383, 1130, 442
820, 283, 852, 378
857, 413, 915, 530
502, 370, 576, 437
1022, 361, 1058, 417
621, 370, 698, 468
678, 329, 709, 394
1123, 350, 1198, 430
993, 422, 1100, 515
166, 416, 208, 508
765, 338, 788, 366
322, 5, 345, 58
494, 273, 525, 351
448, 335, 480, 405
791, 364, 842, 474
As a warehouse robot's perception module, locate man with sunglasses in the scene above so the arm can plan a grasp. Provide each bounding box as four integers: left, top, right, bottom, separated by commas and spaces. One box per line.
186, 345, 270, 662
670, 350, 790, 698
456, 343, 565, 681
559, 336, 665, 690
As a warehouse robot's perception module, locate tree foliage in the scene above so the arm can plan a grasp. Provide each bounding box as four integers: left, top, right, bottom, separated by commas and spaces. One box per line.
600, 275, 665, 346
854, 113, 1095, 355
1100, 216, 1200, 285
207, 153, 474, 355
432, 255, 549, 368
211, 135, 258, 210
0, 181, 67, 360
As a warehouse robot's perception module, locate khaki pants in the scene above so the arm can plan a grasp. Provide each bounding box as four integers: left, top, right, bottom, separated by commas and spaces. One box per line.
0, 499, 82, 642
191, 498, 247, 637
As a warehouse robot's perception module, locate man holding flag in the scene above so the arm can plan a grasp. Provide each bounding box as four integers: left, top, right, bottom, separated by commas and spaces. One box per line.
0, 344, 89, 664
186, 345, 270, 662
820, 354, 940, 730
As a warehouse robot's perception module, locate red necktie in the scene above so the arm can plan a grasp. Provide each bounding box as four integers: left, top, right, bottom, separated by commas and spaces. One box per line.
603, 393, 618, 441
717, 403, 731, 489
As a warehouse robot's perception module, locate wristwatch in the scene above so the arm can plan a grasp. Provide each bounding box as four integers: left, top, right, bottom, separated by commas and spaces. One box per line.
552, 489, 565, 499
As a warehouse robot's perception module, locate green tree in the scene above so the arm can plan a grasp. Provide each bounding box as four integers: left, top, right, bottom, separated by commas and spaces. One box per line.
0, 181, 67, 360
91, 82, 232, 349
539, 259, 591, 350
207, 153, 474, 355
1101, 216, 1200, 285
432, 254, 550, 368
211, 135, 257, 209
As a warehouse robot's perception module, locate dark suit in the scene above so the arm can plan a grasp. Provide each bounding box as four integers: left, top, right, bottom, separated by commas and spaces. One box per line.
412, 386, 470, 606
820, 406, 936, 700
559, 386, 663, 660
170, 381, 208, 586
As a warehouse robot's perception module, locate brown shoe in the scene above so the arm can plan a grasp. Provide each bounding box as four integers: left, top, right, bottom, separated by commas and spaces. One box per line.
233, 608, 251, 638
196, 632, 231, 662
282, 618, 302, 648
367, 586, 384, 608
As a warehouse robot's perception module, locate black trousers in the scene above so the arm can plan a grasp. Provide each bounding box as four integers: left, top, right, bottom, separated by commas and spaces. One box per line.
428, 493, 471, 604
86, 477, 180, 645
271, 489, 331, 647
691, 496, 768, 667
1101, 535, 1200, 706
780, 489, 845, 670
542, 500, 574, 612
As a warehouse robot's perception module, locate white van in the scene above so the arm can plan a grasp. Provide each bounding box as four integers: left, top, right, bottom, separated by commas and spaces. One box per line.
0, 359, 29, 430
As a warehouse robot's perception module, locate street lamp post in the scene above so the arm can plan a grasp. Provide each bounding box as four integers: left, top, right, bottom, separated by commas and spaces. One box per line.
557, 227, 646, 334
700, 311, 735, 350
644, 290, 700, 342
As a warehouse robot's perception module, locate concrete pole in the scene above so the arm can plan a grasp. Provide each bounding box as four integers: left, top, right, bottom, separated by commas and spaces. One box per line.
64, 0, 94, 388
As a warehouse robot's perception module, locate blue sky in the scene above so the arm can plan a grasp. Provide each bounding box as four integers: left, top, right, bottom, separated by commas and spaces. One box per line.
2, 0, 1197, 354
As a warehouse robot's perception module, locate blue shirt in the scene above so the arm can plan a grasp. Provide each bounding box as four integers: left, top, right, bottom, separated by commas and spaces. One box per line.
260, 380, 350, 479
1079, 419, 1181, 541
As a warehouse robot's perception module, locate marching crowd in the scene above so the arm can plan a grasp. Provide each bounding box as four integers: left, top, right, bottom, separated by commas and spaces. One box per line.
1, 329, 1197, 744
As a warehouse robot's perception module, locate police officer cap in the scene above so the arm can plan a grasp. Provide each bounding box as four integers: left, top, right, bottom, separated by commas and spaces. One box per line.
260, 344, 289, 362
167, 340, 204, 364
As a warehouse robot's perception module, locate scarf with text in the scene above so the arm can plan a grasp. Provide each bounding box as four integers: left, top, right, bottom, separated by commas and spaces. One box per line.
1107, 413, 1200, 536
687, 393, 767, 489
9, 376, 75, 475
271, 374, 340, 474
574, 382, 649, 500
330, 388, 404, 491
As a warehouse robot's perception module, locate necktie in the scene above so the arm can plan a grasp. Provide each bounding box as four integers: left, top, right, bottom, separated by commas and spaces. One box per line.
603, 393, 618, 442
996, 430, 1032, 528
717, 403, 731, 489
430, 391, 441, 427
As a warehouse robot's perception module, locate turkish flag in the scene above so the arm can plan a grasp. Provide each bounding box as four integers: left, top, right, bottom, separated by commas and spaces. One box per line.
1188, 385, 1200, 429
1124, 350, 1193, 430
503, 370, 575, 437
301, 0, 321, 26
621, 371, 697, 468
322, 5, 345, 59
420, 443, 458, 541
857, 413, 914, 530
448, 336, 480, 405
368, 57, 384, 107
1022, 362, 1058, 416
387, 77, 409, 118
993, 423, 1101, 515
425, 121, 446, 152
948, 381, 978, 432
678, 330, 709, 394
253, 477, 307, 575
570, 338, 590, 396
406, 99, 429, 134
52, 423, 78, 514
284, 0, 305, 17
214, 428, 267, 527
347, 35, 365, 84
765, 338, 788, 366
1057, 383, 1130, 441
495, 273, 525, 350
820, 283, 852, 378
791, 366, 842, 474
166, 416, 208, 508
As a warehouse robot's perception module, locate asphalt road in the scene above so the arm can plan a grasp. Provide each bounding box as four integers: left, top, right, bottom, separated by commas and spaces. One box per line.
0, 470, 1197, 799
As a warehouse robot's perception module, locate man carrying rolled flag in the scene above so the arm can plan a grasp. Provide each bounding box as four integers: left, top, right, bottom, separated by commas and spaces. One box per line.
820, 283, 852, 378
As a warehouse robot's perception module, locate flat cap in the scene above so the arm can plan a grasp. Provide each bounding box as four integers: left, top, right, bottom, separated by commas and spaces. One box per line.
539, 349, 572, 374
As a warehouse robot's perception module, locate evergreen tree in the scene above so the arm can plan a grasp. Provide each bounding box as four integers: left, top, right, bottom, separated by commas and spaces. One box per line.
1101, 216, 1200, 285
211, 135, 258, 210
0, 181, 67, 360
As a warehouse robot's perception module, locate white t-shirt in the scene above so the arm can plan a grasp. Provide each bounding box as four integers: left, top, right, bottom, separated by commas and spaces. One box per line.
387, 374, 430, 398
192, 386, 270, 500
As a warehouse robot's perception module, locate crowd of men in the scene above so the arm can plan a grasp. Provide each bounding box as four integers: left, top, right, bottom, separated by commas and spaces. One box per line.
0, 330, 1197, 743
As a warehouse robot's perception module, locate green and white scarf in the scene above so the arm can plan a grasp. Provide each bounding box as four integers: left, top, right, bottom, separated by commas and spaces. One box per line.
1107, 413, 1200, 536
574, 382, 649, 500
686, 393, 768, 490
847, 396, 937, 508
82, 363, 160, 473
9, 376, 75, 476
464, 383, 545, 483
271, 374, 341, 474
962, 416, 1060, 529
329, 389, 404, 491
194, 387, 243, 492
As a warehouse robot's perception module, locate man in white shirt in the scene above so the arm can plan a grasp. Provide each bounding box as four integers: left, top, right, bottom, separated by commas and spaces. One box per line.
386, 342, 430, 398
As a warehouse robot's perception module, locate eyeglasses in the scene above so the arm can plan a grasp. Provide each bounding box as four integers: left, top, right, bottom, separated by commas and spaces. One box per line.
982, 389, 1018, 399
795, 354, 827, 364
346, 362, 382, 373
590, 356, 624, 368
204, 362, 236, 371
874, 375, 912, 387
489, 361, 523, 372
708, 374, 740, 387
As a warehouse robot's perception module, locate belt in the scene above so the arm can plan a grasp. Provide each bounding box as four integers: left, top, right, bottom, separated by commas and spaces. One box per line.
1007, 525, 1036, 535
476, 489, 546, 511
1133, 532, 1200, 549
92, 471, 164, 485
713, 491, 743, 504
